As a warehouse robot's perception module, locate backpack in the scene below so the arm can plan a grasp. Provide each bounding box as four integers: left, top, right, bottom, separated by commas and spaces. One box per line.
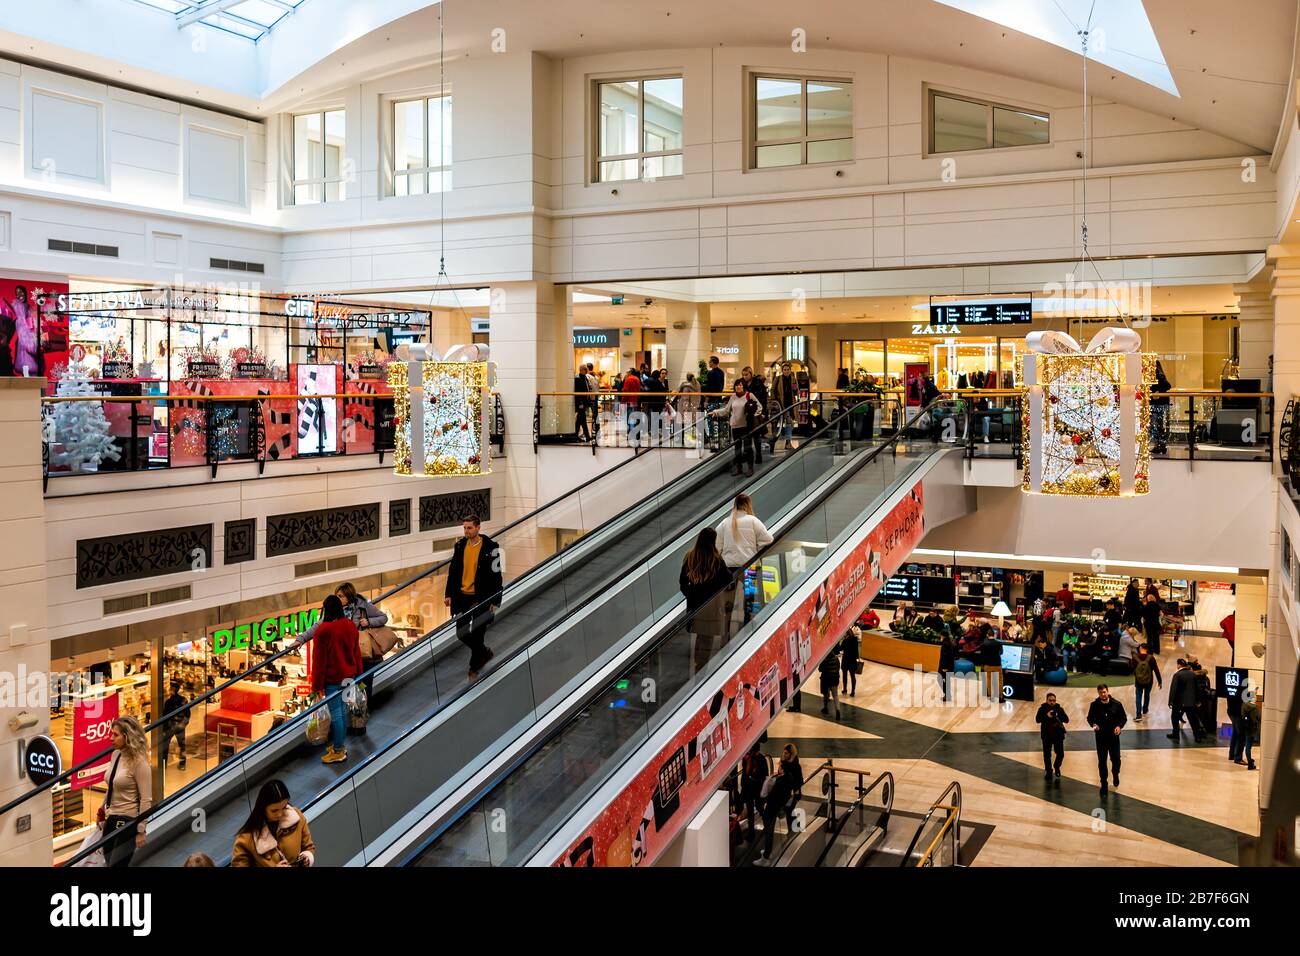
1133, 657, 1152, 684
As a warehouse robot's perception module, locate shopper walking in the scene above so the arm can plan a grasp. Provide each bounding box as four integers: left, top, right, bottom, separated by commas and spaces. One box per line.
1227, 680, 1246, 764
770, 361, 798, 452
819, 652, 841, 719
444, 513, 503, 680
712, 380, 760, 476
99, 715, 152, 867
1087, 685, 1127, 794
755, 743, 803, 865
1035, 692, 1069, 780
311, 594, 362, 765
231, 779, 316, 867
160, 681, 189, 771
1123, 578, 1143, 628
1166, 658, 1205, 742
573, 364, 592, 442
1239, 686, 1260, 770
841, 626, 860, 696
679, 528, 734, 672
336, 581, 390, 711
937, 631, 957, 702
1141, 592, 1164, 656
739, 741, 770, 841
1131, 643, 1162, 721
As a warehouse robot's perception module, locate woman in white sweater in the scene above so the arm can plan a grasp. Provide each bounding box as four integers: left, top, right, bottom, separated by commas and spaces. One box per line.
715, 493, 774, 624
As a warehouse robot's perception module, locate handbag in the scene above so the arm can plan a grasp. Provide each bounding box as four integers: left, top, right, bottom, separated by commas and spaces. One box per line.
854, 660, 864, 675
366, 625, 399, 656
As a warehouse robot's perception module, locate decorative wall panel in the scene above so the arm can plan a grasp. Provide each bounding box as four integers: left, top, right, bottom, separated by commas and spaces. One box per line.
76, 525, 212, 589
419, 489, 491, 532
266, 503, 381, 557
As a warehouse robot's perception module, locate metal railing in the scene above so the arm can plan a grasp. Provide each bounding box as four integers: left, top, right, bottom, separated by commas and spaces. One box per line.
38, 389, 505, 487
903, 780, 963, 867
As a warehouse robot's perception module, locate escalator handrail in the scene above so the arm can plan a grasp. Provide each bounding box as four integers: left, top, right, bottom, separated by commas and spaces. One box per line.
11, 395, 813, 826
811, 770, 894, 868
402, 398, 953, 865
54, 397, 883, 867
900, 780, 963, 867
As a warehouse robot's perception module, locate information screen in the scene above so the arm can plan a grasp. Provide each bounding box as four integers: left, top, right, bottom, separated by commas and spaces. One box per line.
930, 299, 1032, 326
1000, 644, 1032, 672
881, 574, 956, 604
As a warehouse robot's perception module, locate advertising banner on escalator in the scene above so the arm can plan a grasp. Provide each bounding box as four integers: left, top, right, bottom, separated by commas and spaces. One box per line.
556, 480, 926, 867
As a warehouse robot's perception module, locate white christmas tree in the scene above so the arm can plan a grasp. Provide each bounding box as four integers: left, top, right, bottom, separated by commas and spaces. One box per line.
52, 362, 122, 473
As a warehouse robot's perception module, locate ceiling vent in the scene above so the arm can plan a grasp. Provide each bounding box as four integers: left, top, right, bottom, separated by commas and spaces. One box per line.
49, 239, 119, 258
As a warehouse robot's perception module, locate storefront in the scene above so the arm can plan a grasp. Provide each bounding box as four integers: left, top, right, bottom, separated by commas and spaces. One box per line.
45, 567, 448, 859
572, 327, 623, 387
39, 285, 432, 474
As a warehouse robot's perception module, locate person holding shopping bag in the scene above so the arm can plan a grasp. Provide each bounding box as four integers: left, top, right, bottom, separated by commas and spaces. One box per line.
336, 581, 396, 720
311, 594, 362, 766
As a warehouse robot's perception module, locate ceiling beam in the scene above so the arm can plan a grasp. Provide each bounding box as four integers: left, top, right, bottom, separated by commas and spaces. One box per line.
175, 0, 247, 29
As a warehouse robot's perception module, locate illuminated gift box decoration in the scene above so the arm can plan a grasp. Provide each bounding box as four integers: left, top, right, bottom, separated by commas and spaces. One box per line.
388, 344, 495, 478
1022, 328, 1154, 497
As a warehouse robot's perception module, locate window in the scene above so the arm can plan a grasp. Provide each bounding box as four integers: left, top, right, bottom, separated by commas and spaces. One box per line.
392, 95, 452, 196
752, 75, 852, 169
594, 76, 683, 182
291, 109, 346, 204
1283, 526, 1292, 581
929, 90, 1049, 154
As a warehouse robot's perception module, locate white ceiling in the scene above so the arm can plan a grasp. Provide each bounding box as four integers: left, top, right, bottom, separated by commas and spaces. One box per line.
0, 0, 1294, 151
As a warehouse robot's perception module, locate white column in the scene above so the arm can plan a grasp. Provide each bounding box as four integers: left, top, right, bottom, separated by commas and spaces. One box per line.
0, 377, 52, 866
1234, 281, 1272, 385
665, 302, 710, 387
488, 282, 567, 521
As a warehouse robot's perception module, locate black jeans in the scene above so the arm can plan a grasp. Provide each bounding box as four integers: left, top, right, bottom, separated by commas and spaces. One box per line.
732, 424, 753, 469
1042, 738, 1064, 774
761, 799, 796, 859
1171, 705, 1204, 739
749, 421, 765, 463
575, 402, 591, 441
937, 669, 949, 700
160, 725, 186, 766
1095, 731, 1121, 784
103, 815, 138, 868
842, 662, 856, 694
1228, 715, 1244, 760
450, 594, 493, 672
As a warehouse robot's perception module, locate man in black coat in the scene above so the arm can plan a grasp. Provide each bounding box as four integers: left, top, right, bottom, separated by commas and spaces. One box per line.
741, 366, 769, 464
1035, 692, 1069, 780
444, 513, 504, 679
1166, 658, 1205, 742
573, 366, 592, 442
1087, 684, 1127, 793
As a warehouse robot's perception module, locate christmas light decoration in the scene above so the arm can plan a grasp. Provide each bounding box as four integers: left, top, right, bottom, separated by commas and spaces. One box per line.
387, 344, 494, 478
1023, 328, 1152, 497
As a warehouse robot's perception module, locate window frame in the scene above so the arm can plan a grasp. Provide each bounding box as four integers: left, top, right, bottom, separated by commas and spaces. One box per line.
289, 107, 347, 206
590, 73, 685, 185
388, 93, 453, 198
925, 86, 1052, 157
749, 72, 854, 171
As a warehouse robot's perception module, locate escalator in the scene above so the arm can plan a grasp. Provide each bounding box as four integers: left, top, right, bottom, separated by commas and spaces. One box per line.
10, 397, 901, 866
397, 401, 971, 868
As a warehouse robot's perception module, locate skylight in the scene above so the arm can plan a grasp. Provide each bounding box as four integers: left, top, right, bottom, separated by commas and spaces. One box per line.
127, 0, 311, 41
933, 0, 1179, 97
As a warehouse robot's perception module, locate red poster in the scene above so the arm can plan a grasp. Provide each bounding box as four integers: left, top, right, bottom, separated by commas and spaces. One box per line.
904, 362, 929, 409
71, 692, 119, 791
0, 277, 70, 384
557, 481, 926, 867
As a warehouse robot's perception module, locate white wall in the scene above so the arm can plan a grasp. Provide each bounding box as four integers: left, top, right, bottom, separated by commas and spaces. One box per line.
919, 459, 1274, 572
42, 462, 504, 645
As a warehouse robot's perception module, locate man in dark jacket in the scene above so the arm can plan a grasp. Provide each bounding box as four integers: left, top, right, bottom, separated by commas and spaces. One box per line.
1140, 592, 1163, 655
771, 362, 798, 451
704, 356, 726, 446
1036, 692, 1069, 780
444, 513, 504, 679
1087, 685, 1127, 793
739, 742, 770, 841
573, 366, 591, 442
1166, 658, 1205, 742
160, 682, 189, 770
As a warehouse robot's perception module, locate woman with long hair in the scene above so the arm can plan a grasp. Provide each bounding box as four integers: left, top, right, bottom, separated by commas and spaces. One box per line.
679, 528, 734, 672
335, 581, 389, 716
715, 493, 773, 625
231, 779, 316, 867
312, 593, 362, 765
755, 743, 805, 865
100, 715, 152, 867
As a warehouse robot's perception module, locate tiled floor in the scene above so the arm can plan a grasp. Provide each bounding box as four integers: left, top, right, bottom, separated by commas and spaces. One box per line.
766, 604, 1258, 866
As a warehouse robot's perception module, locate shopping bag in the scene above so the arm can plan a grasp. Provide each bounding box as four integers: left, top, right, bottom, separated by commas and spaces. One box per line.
343, 682, 369, 730
71, 823, 107, 867
759, 775, 777, 800
304, 699, 331, 745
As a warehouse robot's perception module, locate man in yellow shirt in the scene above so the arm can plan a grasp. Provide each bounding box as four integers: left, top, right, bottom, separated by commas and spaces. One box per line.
444, 514, 503, 679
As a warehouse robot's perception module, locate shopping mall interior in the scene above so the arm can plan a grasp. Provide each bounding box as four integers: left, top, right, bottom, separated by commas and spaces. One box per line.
0, 0, 1296, 902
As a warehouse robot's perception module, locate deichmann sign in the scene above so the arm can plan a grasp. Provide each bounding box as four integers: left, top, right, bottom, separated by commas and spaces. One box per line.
211, 607, 320, 655
25, 734, 62, 786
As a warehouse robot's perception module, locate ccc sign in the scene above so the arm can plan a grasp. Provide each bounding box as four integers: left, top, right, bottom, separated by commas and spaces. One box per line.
24, 735, 62, 787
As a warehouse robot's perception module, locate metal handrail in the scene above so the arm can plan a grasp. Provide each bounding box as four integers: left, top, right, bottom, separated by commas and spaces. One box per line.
812, 768, 895, 868
400, 397, 953, 866
902, 780, 963, 867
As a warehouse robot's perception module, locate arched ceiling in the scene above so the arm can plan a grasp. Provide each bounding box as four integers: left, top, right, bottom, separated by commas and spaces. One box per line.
0, 0, 1293, 152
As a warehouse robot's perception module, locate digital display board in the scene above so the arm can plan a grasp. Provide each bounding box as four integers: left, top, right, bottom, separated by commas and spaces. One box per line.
929, 299, 1032, 326
881, 574, 957, 604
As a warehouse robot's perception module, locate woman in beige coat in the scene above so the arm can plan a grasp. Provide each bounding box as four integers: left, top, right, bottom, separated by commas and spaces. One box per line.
231, 779, 316, 867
